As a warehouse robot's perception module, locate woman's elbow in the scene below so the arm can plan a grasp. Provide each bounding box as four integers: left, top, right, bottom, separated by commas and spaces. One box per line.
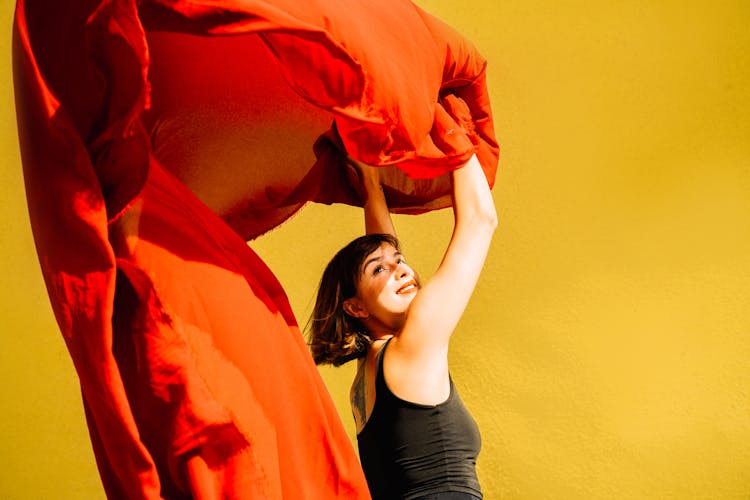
464, 205, 497, 235
479, 202, 498, 231
484, 213, 499, 234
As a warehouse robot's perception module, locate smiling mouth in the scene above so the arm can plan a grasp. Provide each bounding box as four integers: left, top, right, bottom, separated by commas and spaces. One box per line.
396, 281, 418, 295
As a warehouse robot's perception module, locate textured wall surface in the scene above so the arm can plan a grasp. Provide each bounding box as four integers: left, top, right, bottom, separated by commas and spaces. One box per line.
2, 0, 749, 498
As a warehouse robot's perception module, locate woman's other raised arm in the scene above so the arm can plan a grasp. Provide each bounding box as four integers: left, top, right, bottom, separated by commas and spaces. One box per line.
347, 157, 396, 237
396, 154, 497, 360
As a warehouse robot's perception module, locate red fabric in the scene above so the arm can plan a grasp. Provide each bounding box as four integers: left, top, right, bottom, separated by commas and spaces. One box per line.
13, 0, 498, 498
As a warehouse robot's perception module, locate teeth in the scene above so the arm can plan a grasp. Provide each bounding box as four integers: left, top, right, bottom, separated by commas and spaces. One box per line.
397, 283, 416, 294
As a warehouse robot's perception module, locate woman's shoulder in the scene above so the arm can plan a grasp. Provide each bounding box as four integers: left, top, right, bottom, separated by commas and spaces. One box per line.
379, 335, 451, 406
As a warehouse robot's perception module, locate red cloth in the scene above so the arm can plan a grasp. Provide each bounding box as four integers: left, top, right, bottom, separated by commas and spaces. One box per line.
13, 0, 498, 498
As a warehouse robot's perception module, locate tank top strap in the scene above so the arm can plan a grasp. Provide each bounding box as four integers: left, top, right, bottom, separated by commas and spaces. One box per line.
374, 337, 394, 397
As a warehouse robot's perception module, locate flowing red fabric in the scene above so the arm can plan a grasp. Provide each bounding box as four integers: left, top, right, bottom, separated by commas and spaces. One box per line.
13, 0, 498, 498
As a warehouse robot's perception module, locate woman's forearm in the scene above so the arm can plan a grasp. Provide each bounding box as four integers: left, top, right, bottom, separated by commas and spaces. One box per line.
363, 181, 395, 236
350, 158, 396, 236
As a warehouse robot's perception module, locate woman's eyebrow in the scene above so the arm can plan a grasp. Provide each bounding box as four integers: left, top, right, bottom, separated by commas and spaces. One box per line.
362, 255, 382, 273
364, 251, 404, 271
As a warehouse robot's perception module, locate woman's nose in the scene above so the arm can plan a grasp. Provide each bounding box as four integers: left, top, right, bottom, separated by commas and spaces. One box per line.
396, 263, 410, 277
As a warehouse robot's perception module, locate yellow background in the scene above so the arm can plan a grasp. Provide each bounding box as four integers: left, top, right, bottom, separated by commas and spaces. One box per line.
2, 0, 749, 498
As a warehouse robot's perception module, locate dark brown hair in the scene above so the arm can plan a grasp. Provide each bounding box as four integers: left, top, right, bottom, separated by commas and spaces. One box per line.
308, 233, 400, 366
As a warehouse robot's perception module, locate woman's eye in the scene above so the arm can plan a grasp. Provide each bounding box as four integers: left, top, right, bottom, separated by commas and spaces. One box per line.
373, 265, 385, 275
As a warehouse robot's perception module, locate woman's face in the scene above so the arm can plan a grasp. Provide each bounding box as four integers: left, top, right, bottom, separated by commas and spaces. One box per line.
353, 242, 419, 330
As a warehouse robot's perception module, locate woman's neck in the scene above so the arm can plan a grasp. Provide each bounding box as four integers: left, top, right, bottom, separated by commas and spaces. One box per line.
370, 333, 394, 343
363, 316, 401, 341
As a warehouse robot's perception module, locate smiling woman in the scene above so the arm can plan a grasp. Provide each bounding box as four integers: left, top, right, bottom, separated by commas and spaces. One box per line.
309, 155, 497, 499
13, 0, 497, 497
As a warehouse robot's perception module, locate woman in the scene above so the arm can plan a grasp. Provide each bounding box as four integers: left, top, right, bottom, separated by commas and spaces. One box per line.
310, 153, 497, 500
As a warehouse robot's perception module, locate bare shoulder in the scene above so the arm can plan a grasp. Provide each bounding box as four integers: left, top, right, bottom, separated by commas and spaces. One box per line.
384, 336, 450, 405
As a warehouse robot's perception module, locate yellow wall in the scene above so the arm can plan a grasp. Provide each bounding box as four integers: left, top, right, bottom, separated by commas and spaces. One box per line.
2, 0, 749, 498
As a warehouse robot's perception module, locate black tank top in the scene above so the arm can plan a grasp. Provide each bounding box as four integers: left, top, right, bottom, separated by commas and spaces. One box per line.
357, 339, 482, 500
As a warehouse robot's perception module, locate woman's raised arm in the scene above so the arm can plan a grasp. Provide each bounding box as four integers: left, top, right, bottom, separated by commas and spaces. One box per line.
347, 157, 396, 237
395, 154, 497, 360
